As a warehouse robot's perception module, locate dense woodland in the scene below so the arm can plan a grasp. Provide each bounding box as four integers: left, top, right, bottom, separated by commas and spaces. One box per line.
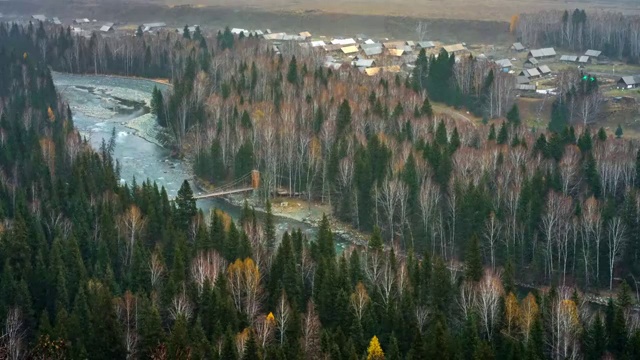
516, 9, 640, 62
2, 20, 640, 360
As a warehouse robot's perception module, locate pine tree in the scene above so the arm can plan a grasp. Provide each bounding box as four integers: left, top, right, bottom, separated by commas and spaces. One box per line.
615, 124, 623, 138
243, 332, 261, 360
465, 234, 483, 282
183, 25, 191, 39
420, 97, 433, 118
175, 180, 197, 231
136, 26, 143, 37
168, 316, 190, 360
497, 122, 508, 145
139, 302, 165, 360
507, 103, 521, 126
488, 124, 496, 141
369, 226, 384, 252
598, 127, 607, 141
265, 200, 276, 250
287, 55, 299, 85
336, 99, 352, 135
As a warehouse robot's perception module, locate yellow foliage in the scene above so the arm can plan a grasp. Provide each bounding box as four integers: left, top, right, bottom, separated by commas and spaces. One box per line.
253, 109, 265, 122
510, 15, 519, 33
504, 292, 520, 335
519, 292, 539, 337
266, 312, 275, 324
47, 106, 55, 122
560, 299, 580, 327
23, 52, 28, 60
214, 209, 232, 232
366, 335, 385, 360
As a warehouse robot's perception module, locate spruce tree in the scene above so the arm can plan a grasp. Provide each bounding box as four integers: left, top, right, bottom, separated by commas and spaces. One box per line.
183, 25, 191, 39
265, 200, 276, 250
615, 124, 623, 138
175, 180, 197, 231
369, 226, 384, 252
287, 55, 299, 85
506, 103, 521, 127
465, 234, 483, 282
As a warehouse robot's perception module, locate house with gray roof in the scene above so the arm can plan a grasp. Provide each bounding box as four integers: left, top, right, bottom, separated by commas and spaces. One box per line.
578, 56, 590, 64
513, 42, 525, 51
52, 17, 62, 25
353, 59, 376, 68
527, 48, 556, 58
363, 47, 383, 56
100, 23, 114, 32
32, 15, 47, 22
537, 65, 551, 75
516, 84, 537, 92
617, 76, 640, 89
519, 68, 541, 78
417, 41, 435, 49
585, 49, 602, 58
560, 55, 578, 62
524, 57, 539, 68
495, 59, 513, 71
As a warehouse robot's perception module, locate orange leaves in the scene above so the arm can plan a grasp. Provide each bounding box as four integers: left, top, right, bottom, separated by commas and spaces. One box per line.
504, 292, 520, 336
47, 106, 56, 122
510, 15, 519, 33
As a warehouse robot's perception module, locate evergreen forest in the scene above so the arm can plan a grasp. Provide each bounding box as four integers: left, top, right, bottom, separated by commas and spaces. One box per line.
1, 18, 640, 359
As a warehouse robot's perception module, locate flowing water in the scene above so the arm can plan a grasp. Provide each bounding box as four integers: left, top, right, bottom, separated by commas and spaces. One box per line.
52, 72, 344, 248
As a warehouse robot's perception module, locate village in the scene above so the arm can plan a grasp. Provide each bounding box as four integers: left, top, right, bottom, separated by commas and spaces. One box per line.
10, 12, 640, 132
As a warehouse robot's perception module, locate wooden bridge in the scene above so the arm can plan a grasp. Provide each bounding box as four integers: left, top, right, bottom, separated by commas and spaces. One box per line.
194, 170, 260, 200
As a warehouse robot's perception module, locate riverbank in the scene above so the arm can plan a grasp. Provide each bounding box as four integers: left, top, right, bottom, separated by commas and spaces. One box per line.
191, 177, 370, 247
121, 113, 167, 149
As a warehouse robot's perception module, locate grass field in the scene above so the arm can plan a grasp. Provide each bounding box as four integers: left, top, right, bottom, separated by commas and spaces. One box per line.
162, 0, 640, 22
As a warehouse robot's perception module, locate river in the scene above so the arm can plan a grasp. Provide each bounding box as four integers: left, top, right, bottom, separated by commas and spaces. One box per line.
52, 72, 346, 250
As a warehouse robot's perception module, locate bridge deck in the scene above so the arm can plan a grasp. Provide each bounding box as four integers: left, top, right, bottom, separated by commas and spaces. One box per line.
194, 187, 254, 200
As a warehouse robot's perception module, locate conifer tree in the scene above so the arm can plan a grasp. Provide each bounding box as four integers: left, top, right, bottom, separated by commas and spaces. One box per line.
506, 103, 521, 126
287, 55, 298, 85
367, 335, 385, 360
265, 200, 276, 250
465, 234, 483, 282
183, 25, 191, 39
369, 226, 384, 252
175, 180, 197, 231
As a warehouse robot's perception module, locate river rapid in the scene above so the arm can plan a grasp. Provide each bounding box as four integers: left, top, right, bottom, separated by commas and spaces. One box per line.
52, 72, 344, 249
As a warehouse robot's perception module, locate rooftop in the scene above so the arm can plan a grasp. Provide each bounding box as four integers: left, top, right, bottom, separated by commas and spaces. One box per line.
513, 42, 525, 51
620, 76, 640, 85
341, 45, 359, 54
417, 41, 435, 48
578, 56, 590, 63
495, 59, 512, 68
585, 49, 602, 57
529, 48, 556, 57
363, 47, 383, 56
538, 65, 552, 74
353, 59, 376, 68
443, 43, 467, 53
560, 55, 578, 62
32, 15, 47, 22
331, 38, 356, 46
